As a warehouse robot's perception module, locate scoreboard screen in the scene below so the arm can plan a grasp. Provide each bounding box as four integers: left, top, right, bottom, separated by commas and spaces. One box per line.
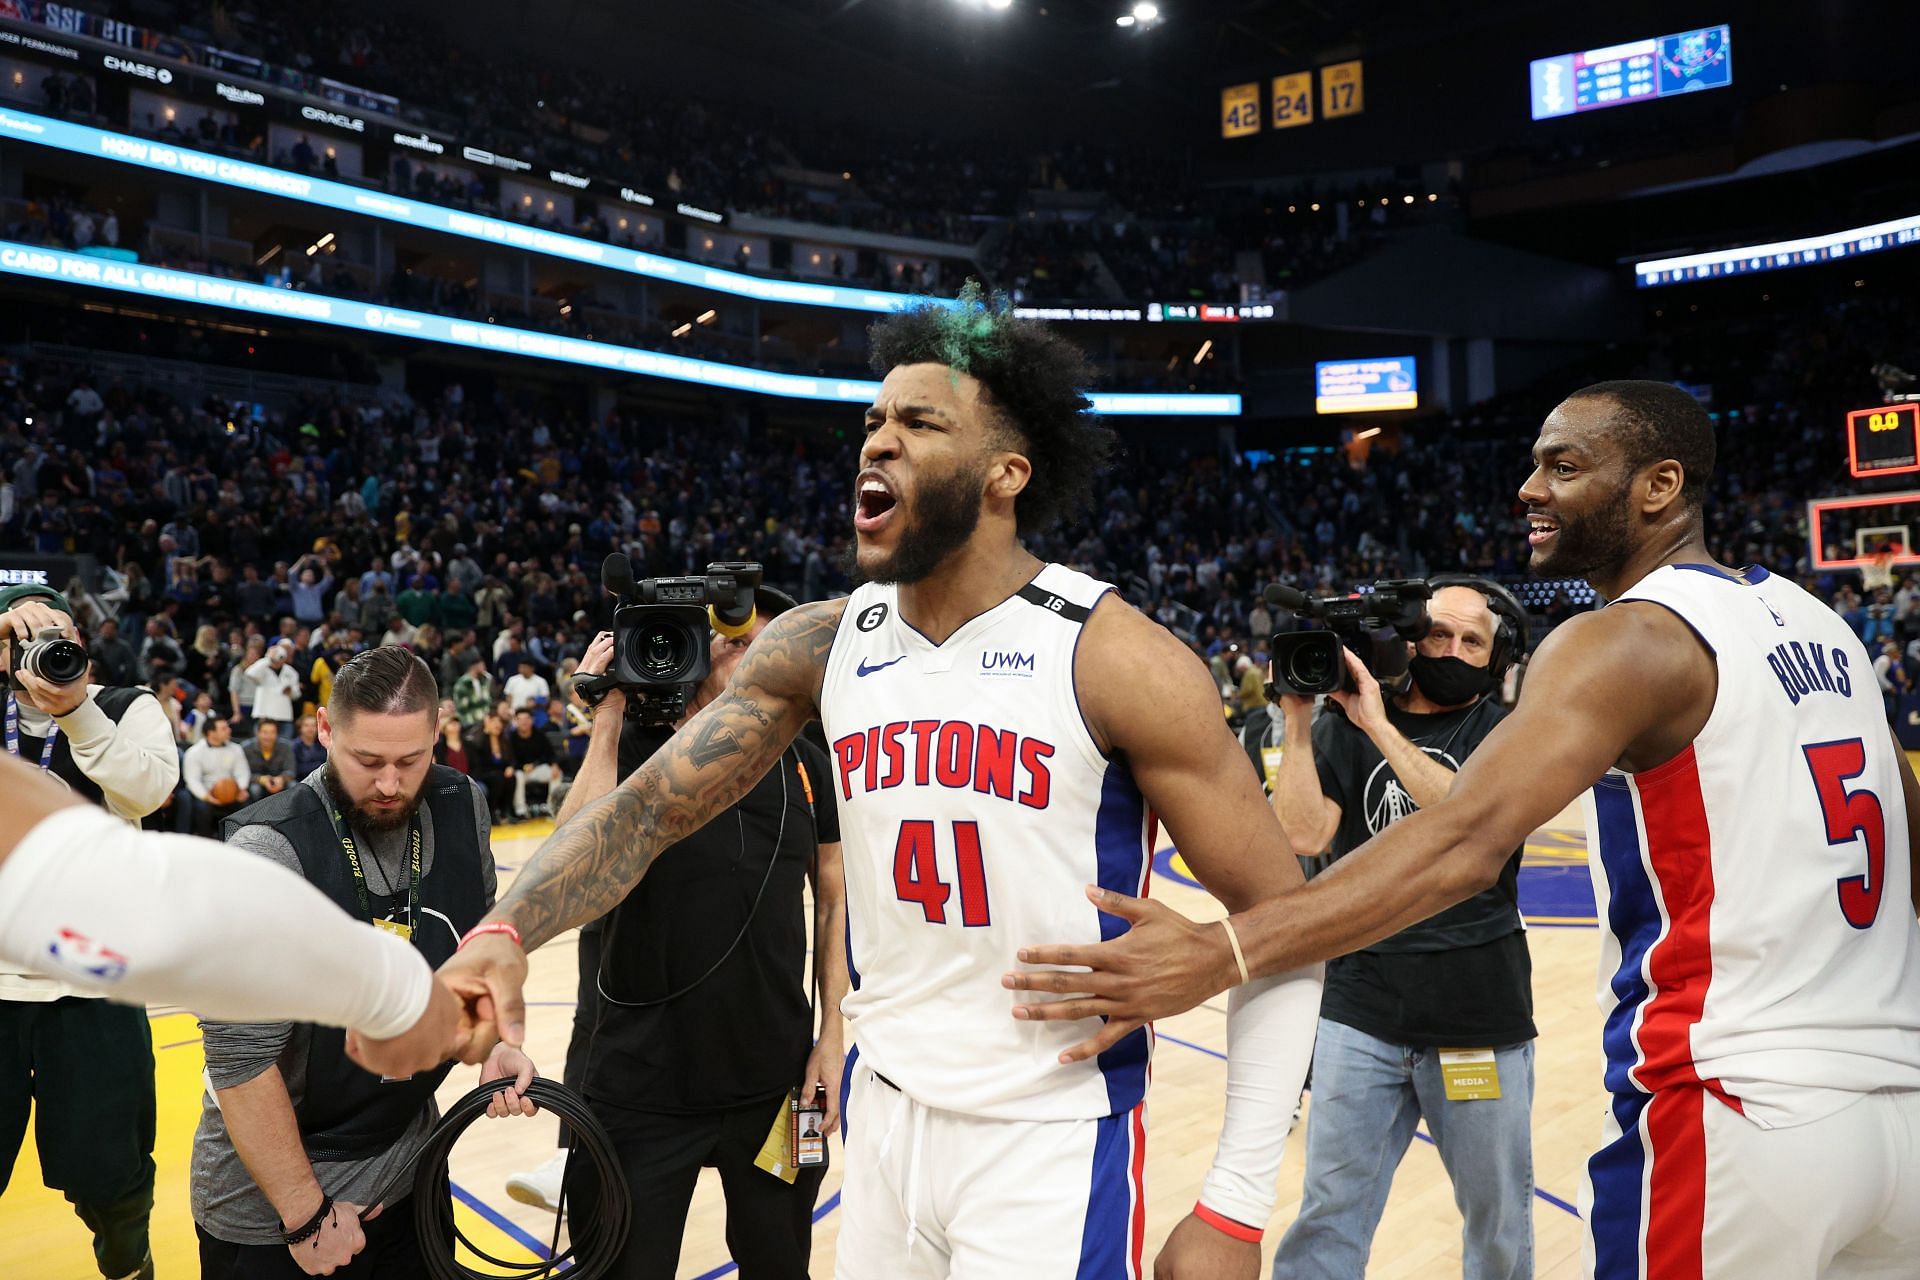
1530, 24, 1731, 120
1848, 403, 1920, 478
1316, 357, 1417, 414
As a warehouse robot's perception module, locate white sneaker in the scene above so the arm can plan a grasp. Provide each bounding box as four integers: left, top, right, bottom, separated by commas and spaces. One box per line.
506, 1150, 570, 1212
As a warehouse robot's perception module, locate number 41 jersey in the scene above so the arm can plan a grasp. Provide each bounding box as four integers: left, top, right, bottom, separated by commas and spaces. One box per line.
820, 564, 1153, 1122
1582, 563, 1920, 1129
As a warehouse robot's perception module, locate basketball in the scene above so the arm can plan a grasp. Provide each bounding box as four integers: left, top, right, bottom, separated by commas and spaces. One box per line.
209, 777, 240, 807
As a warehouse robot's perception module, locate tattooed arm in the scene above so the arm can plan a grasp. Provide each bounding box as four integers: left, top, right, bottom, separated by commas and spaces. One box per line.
433, 599, 846, 1048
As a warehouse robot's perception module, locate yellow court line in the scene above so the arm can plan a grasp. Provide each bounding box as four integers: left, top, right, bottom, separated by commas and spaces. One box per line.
0, 1010, 546, 1278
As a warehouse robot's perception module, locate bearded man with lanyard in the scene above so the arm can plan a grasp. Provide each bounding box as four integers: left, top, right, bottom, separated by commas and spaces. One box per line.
0, 583, 178, 1280
192, 646, 537, 1279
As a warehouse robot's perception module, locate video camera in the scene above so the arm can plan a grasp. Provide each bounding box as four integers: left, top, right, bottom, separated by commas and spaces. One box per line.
1264, 580, 1433, 697
586, 554, 764, 725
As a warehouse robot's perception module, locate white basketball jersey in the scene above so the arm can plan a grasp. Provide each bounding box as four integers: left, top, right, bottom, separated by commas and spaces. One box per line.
820, 564, 1153, 1122
1581, 564, 1920, 1128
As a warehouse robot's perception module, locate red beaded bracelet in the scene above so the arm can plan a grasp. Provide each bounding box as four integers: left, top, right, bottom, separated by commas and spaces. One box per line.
458, 922, 523, 952
1193, 1202, 1263, 1243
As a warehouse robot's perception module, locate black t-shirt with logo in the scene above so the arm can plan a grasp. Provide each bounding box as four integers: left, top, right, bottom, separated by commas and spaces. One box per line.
583, 726, 840, 1114
1310, 697, 1535, 1047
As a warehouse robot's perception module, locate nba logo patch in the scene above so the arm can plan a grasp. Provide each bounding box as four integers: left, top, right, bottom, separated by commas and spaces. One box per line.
46, 928, 130, 984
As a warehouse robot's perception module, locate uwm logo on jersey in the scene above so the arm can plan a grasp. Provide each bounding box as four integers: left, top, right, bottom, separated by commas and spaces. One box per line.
832, 719, 1055, 810
979, 650, 1036, 677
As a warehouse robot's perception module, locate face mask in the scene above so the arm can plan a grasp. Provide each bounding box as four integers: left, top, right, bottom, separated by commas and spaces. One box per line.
1407, 654, 1495, 707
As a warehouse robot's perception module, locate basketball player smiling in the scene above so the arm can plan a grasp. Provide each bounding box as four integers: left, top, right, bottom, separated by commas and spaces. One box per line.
1008, 380, 1920, 1278
441, 286, 1325, 1279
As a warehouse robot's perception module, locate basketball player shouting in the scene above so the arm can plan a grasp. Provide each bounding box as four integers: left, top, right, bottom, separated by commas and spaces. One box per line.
1009, 381, 1920, 1277
440, 288, 1326, 1279
0, 752, 479, 1079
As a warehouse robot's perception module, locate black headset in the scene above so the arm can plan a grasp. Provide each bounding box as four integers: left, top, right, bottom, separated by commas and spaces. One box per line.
1426, 575, 1531, 675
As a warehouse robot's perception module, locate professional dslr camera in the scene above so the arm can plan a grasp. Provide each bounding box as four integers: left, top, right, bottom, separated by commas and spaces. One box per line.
1264, 580, 1432, 697
583, 554, 764, 725
5, 627, 90, 688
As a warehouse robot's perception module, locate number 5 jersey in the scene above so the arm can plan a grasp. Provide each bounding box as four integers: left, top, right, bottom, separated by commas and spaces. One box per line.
1582, 562, 1920, 1130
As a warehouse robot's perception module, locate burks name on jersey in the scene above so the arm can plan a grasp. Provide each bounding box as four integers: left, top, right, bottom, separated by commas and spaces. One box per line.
831, 719, 1056, 809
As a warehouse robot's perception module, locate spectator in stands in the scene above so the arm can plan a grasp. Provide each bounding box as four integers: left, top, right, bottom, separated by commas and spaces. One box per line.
435, 710, 470, 773
242, 720, 295, 801
466, 710, 513, 822
288, 710, 326, 782
182, 716, 250, 837
505, 706, 557, 819
454, 657, 495, 729
140, 618, 184, 680
245, 642, 301, 737
89, 617, 138, 688
504, 658, 549, 713
1875, 636, 1910, 725
288, 553, 333, 627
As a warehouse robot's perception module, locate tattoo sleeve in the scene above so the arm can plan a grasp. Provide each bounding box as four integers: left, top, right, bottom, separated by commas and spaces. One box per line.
489, 600, 845, 948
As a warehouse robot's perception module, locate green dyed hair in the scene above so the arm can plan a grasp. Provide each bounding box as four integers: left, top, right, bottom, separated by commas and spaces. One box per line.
867, 282, 1115, 536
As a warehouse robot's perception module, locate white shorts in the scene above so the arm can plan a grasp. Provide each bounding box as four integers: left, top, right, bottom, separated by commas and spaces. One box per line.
1580, 1086, 1920, 1279
835, 1059, 1146, 1280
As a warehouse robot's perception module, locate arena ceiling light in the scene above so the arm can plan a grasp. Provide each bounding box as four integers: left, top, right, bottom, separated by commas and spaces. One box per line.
1118, 2, 1160, 26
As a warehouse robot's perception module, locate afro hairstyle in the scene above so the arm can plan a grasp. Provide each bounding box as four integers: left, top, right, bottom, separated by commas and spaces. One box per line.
866, 282, 1116, 536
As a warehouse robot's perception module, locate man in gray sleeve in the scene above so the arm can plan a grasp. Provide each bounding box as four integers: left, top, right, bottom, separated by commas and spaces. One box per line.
190, 647, 537, 1278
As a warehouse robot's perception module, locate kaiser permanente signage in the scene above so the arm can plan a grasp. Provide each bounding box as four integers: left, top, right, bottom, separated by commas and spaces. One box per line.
0, 241, 1240, 417
0, 108, 926, 314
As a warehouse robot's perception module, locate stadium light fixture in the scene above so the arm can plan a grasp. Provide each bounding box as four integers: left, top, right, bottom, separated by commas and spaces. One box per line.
1133, 2, 1159, 20
987, 0, 1013, 9
1116, 14, 1135, 24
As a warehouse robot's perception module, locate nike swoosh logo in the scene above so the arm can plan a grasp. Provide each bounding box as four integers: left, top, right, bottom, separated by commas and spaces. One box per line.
856, 656, 906, 677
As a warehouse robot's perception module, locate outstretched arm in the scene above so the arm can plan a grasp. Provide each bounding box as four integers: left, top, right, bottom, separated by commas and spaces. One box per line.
1007, 603, 1712, 1035
438, 599, 846, 1045
1033, 602, 1321, 1279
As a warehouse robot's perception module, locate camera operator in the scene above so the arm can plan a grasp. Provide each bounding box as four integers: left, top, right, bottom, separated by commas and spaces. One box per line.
1267, 579, 1535, 1280
192, 647, 538, 1278
0, 583, 181, 1280
508, 586, 846, 1280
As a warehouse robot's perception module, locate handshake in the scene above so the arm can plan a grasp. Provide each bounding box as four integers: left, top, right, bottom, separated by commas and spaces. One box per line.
342, 929, 531, 1077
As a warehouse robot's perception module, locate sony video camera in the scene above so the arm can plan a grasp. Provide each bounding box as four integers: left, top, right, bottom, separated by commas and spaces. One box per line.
591, 554, 764, 725
1264, 580, 1432, 697
5, 626, 90, 688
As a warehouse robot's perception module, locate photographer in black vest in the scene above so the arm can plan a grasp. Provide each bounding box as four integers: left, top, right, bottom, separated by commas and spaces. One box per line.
0, 583, 179, 1280
1267, 578, 1535, 1280
191, 647, 540, 1279
504, 586, 846, 1280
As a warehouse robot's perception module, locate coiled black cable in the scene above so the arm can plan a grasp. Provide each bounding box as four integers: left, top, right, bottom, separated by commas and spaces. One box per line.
368, 1075, 630, 1279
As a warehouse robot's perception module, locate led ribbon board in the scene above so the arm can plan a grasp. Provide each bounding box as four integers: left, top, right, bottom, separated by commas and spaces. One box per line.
0, 242, 1239, 415
0, 108, 915, 314
1635, 213, 1920, 286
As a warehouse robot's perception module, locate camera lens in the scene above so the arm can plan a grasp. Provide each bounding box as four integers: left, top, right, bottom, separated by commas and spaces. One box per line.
635, 622, 694, 682
1286, 643, 1334, 690
25, 639, 90, 685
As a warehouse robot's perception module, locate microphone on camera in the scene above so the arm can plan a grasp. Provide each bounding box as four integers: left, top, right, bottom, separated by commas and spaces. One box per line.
1265, 583, 1310, 612
602, 552, 637, 600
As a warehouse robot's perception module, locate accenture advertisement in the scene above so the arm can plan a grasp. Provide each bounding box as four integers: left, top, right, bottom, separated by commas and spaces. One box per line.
0, 243, 1240, 416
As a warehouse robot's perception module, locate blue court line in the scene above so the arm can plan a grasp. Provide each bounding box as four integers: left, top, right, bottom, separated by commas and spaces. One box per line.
449, 1178, 556, 1259
1154, 1031, 1580, 1219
